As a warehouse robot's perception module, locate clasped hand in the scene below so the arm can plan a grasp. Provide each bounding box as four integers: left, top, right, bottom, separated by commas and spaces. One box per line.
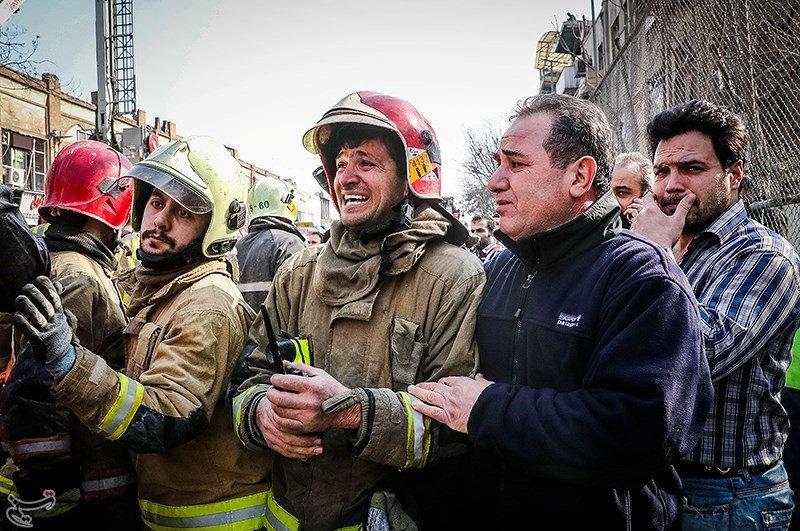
255, 362, 360, 459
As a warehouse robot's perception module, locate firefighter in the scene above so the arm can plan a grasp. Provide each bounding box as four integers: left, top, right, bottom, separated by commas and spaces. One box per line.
0, 140, 140, 529
13, 136, 271, 530
232, 91, 485, 529
235, 176, 305, 310
114, 227, 140, 303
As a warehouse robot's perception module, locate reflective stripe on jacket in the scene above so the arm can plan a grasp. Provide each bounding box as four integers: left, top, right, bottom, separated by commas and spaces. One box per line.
140, 491, 268, 531
264, 490, 361, 531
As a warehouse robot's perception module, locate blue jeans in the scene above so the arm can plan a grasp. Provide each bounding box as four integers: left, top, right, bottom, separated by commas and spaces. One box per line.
681, 460, 794, 530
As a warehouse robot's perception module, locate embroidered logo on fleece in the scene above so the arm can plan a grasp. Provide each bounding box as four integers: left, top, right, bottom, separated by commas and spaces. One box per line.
556, 312, 581, 328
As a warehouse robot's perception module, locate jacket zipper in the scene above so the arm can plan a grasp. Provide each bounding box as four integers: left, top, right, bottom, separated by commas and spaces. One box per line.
511, 271, 535, 385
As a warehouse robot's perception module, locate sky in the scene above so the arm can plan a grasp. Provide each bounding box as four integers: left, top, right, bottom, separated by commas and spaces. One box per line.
8, 0, 592, 198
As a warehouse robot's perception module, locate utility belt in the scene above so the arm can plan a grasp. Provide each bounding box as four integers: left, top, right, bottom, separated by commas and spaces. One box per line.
676, 461, 774, 479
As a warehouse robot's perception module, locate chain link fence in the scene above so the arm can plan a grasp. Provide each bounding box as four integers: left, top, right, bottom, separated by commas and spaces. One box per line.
591, 0, 800, 248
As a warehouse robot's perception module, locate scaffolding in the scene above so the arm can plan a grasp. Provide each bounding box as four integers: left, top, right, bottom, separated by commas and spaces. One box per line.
110, 0, 136, 116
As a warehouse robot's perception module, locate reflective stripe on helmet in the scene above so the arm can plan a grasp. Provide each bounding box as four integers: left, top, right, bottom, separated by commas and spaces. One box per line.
98, 373, 145, 440
139, 491, 268, 531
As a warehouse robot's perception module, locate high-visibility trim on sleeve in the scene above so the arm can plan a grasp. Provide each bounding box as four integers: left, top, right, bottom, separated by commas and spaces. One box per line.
232, 385, 262, 438
8, 434, 71, 461
0, 474, 16, 497
399, 392, 432, 468
98, 372, 145, 440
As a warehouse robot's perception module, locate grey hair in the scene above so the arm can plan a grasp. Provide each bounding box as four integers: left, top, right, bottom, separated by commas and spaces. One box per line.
512, 94, 614, 197
613, 151, 655, 194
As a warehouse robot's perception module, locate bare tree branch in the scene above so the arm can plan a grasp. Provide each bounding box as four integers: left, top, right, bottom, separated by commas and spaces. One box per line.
457, 121, 503, 216
0, 24, 43, 78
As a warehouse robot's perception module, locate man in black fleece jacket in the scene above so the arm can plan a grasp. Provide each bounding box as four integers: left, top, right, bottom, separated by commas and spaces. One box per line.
409, 94, 713, 529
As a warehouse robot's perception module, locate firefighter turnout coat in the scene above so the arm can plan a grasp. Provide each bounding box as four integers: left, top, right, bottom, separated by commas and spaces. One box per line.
233, 207, 485, 530
52, 259, 272, 530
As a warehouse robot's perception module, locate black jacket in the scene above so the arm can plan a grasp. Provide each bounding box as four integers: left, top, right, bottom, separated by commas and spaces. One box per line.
234, 217, 305, 310
465, 193, 713, 529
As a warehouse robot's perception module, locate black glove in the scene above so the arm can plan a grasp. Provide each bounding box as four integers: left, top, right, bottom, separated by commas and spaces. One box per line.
14, 276, 75, 380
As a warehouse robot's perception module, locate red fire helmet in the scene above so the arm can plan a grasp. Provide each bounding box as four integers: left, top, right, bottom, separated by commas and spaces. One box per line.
40, 140, 133, 229
302, 91, 442, 209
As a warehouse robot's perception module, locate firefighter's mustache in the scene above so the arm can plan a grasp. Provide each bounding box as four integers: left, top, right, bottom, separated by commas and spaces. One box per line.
142, 230, 176, 248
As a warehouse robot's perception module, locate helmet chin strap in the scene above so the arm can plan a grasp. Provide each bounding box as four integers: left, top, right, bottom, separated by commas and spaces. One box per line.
137, 237, 206, 271
399, 196, 414, 229
354, 195, 416, 243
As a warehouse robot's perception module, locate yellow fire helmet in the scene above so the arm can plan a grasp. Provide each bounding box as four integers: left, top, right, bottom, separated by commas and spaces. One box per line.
127, 136, 247, 257
247, 176, 298, 223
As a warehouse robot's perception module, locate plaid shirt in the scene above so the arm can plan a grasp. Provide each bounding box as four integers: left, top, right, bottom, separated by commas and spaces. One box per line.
679, 200, 800, 469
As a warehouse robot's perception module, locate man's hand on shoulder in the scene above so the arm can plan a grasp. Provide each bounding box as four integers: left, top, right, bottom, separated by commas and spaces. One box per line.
408, 374, 493, 434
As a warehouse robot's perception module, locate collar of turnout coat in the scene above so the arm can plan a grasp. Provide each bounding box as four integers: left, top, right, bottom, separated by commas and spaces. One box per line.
248, 216, 306, 241
313, 205, 449, 307
127, 259, 229, 316
496, 190, 623, 271
44, 223, 117, 271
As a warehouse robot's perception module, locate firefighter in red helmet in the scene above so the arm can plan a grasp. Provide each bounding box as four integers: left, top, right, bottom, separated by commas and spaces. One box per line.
0, 140, 140, 529
233, 92, 485, 529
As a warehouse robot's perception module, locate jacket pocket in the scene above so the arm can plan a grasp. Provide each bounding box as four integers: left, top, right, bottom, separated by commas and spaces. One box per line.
390, 318, 427, 391
124, 320, 162, 380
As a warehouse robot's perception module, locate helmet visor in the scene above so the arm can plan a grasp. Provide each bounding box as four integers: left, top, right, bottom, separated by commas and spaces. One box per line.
302, 111, 396, 155
125, 164, 213, 215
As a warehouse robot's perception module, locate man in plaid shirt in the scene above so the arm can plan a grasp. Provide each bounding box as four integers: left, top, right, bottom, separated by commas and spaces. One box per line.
468, 214, 504, 263
632, 99, 800, 529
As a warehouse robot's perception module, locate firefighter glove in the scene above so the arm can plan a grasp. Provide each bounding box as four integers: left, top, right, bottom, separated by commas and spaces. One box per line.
13, 275, 76, 380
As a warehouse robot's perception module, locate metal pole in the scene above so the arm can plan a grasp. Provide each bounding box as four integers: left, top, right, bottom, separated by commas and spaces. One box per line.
590, 0, 598, 77
95, 0, 110, 143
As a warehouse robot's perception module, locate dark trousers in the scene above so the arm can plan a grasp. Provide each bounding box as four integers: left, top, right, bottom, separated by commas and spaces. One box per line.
782, 386, 800, 530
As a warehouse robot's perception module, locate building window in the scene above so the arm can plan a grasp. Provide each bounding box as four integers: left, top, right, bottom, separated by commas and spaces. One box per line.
1, 130, 46, 192
320, 196, 330, 222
